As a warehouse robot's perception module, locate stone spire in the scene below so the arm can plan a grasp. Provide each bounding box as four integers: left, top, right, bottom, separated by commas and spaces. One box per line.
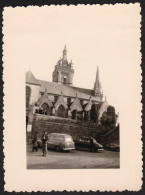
94, 66, 101, 96
63, 45, 67, 60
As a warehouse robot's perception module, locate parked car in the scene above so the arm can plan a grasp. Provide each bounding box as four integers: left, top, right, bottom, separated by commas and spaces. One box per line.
37, 133, 75, 152
74, 136, 104, 152
106, 142, 120, 152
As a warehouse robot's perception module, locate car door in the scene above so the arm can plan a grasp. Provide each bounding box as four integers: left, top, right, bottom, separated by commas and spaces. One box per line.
83, 138, 90, 151
47, 135, 55, 148
76, 138, 85, 149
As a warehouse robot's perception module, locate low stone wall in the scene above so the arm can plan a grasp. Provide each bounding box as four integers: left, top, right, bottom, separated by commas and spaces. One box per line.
31, 114, 110, 143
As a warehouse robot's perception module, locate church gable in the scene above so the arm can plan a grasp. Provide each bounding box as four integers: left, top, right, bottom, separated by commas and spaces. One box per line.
85, 99, 92, 112
54, 93, 68, 110
70, 95, 83, 112
37, 91, 53, 107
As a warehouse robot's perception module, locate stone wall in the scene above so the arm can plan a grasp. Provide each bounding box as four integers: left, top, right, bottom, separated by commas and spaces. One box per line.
31, 114, 110, 143
26, 83, 40, 105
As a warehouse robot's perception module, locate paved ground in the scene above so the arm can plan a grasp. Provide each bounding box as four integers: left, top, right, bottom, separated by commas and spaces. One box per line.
27, 145, 120, 169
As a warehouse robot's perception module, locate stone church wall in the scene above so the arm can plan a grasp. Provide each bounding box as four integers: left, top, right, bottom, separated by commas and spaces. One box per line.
48, 94, 55, 102
26, 83, 40, 105
31, 114, 109, 144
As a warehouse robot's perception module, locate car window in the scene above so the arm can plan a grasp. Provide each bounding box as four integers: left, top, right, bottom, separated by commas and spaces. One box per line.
65, 137, 72, 142
56, 136, 64, 141
49, 136, 55, 141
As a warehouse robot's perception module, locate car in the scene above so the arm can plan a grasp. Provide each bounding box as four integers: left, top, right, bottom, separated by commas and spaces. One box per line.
74, 136, 104, 152
37, 133, 75, 152
106, 142, 120, 152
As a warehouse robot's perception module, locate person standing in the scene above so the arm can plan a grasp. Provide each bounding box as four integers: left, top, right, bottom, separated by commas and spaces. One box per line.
90, 136, 95, 152
41, 131, 48, 157
32, 132, 38, 152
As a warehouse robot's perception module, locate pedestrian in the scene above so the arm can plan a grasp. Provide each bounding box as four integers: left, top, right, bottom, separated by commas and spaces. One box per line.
32, 131, 38, 152
41, 131, 48, 157
90, 136, 95, 152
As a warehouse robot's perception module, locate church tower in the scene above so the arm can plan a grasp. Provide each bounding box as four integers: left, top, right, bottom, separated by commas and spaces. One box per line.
52, 46, 74, 85
94, 67, 103, 99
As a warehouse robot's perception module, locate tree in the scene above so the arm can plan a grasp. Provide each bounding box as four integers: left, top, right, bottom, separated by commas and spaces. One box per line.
90, 104, 99, 123
72, 110, 77, 119
84, 111, 89, 121
100, 106, 118, 128
107, 106, 116, 127
100, 111, 107, 126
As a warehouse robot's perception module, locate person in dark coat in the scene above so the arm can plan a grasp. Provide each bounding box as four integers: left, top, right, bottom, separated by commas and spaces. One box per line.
41, 131, 48, 157
90, 136, 95, 152
32, 132, 38, 152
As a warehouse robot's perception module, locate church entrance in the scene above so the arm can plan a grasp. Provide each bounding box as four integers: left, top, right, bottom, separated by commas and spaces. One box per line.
57, 105, 66, 118
41, 103, 51, 115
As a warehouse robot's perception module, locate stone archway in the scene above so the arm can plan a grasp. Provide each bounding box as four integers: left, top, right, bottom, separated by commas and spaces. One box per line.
57, 104, 66, 118
41, 103, 51, 115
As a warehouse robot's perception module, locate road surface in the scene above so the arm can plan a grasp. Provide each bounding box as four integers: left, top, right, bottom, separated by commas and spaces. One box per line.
27, 145, 120, 169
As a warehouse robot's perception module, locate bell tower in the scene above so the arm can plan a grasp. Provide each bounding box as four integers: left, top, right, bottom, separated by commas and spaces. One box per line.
52, 46, 74, 85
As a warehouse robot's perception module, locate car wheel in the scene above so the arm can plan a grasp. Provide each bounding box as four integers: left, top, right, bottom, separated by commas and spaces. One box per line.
56, 146, 60, 152
91, 147, 96, 152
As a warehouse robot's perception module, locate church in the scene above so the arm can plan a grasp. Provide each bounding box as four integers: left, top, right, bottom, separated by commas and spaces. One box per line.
26, 46, 109, 128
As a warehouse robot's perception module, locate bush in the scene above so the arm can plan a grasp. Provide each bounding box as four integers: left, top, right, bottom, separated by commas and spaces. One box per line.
90, 104, 99, 123
100, 106, 118, 128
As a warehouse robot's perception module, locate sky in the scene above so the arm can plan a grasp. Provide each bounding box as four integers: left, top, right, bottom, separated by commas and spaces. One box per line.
3, 4, 141, 114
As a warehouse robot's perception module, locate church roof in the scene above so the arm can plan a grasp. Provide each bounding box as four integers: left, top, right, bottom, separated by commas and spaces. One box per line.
69, 86, 94, 96
26, 71, 40, 85
37, 79, 102, 102
25, 71, 102, 102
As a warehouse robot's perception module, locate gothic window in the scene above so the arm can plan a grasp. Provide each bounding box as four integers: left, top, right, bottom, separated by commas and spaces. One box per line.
67, 98, 71, 105
64, 77, 66, 84
26, 86, 31, 107
57, 105, 66, 118
41, 103, 51, 115
54, 96, 58, 102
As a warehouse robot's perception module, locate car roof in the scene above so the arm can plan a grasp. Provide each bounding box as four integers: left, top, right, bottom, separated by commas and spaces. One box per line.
81, 136, 90, 139
49, 133, 71, 137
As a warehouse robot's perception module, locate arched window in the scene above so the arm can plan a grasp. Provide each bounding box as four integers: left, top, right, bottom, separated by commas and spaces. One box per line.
26, 86, 31, 107
57, 105, 66, 118
41, 103, 51, 115
63, 77, 66, 84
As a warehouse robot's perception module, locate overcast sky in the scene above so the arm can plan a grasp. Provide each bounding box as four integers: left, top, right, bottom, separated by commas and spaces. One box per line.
3, 4, 141, 113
